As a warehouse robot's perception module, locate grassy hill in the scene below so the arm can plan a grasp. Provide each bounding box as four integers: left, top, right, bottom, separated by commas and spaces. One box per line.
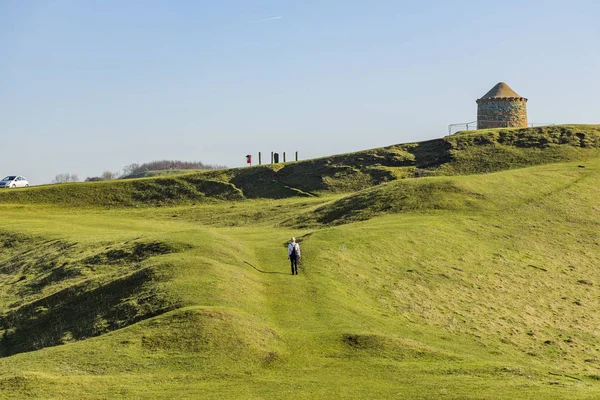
0, 125, 599, 398
1, 124, 599, 207
119, 168, 213, 179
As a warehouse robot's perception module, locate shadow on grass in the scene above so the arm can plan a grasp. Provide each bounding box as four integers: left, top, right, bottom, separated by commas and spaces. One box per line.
244, 261, 288, 275
0, 267, 175, 357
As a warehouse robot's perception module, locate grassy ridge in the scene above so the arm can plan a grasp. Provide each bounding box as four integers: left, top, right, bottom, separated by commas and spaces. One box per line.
440, 124, 600, 175
288, 159, 596, 227
0, 177, 243, 207
1, 125, 598, 208
0, 232, 185, 356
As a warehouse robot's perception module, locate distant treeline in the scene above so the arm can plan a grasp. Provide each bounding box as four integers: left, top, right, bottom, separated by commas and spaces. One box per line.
121, 160, 227, 177
52, 160, 227, 184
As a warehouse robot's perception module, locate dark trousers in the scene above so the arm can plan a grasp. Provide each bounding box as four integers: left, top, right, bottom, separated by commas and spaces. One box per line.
290, 255, 298, 275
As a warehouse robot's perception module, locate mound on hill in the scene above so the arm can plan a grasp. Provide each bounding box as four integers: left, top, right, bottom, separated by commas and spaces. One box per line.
286, 158, 597, 227
0, 233, 184, 356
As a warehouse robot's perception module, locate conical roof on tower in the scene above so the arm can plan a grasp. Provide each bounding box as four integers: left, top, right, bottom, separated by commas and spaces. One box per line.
478, 82, 525, 100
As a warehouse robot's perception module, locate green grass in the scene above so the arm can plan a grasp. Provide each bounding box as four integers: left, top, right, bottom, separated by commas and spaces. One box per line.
120, 168, 213, 179
0, 126, 599, 398
440, 124, 600, 175
2, 125, 598, 208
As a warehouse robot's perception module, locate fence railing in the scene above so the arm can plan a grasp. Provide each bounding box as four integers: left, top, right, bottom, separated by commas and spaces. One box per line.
447, 121, 555, 135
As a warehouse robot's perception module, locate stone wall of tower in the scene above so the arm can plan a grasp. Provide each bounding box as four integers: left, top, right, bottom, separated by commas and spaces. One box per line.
476, 98, 528, 129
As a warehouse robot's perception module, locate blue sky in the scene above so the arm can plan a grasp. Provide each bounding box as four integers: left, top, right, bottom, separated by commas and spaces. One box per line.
1, 0, 599, 184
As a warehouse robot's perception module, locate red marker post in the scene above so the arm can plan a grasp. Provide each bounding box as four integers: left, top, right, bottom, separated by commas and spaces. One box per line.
246, 154, 252, 166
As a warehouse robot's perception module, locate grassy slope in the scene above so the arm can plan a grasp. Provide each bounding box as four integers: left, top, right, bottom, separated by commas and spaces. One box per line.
1, 125, 599, 207
120, 168, 211, 179
439, 124, 600, 175
0, 156, 599, 398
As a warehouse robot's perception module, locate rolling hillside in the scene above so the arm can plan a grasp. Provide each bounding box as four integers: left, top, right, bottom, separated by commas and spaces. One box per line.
1, 124, 598, 207
0, 125, 599, 399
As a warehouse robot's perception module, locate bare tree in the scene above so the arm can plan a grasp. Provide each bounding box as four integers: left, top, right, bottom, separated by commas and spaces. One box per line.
121, 163, 141, 177
52, 173, 79, 184
100, 171, 118, 181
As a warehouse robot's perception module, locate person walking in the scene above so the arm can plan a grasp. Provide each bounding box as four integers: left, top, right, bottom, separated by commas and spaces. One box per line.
288, 237, 301, 275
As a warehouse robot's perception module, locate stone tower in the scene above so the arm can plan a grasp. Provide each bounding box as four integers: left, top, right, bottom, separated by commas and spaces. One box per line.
476, 82, 528, 129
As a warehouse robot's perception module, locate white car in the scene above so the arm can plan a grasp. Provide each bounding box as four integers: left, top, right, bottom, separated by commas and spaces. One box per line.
0, 176, 29, 188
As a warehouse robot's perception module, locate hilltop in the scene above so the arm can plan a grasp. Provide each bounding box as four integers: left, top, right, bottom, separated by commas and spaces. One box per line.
0, 125, 599, 399
0, 124, 598, 208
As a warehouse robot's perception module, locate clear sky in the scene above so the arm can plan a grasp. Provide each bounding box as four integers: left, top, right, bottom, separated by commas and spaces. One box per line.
1, 0, 598, 184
